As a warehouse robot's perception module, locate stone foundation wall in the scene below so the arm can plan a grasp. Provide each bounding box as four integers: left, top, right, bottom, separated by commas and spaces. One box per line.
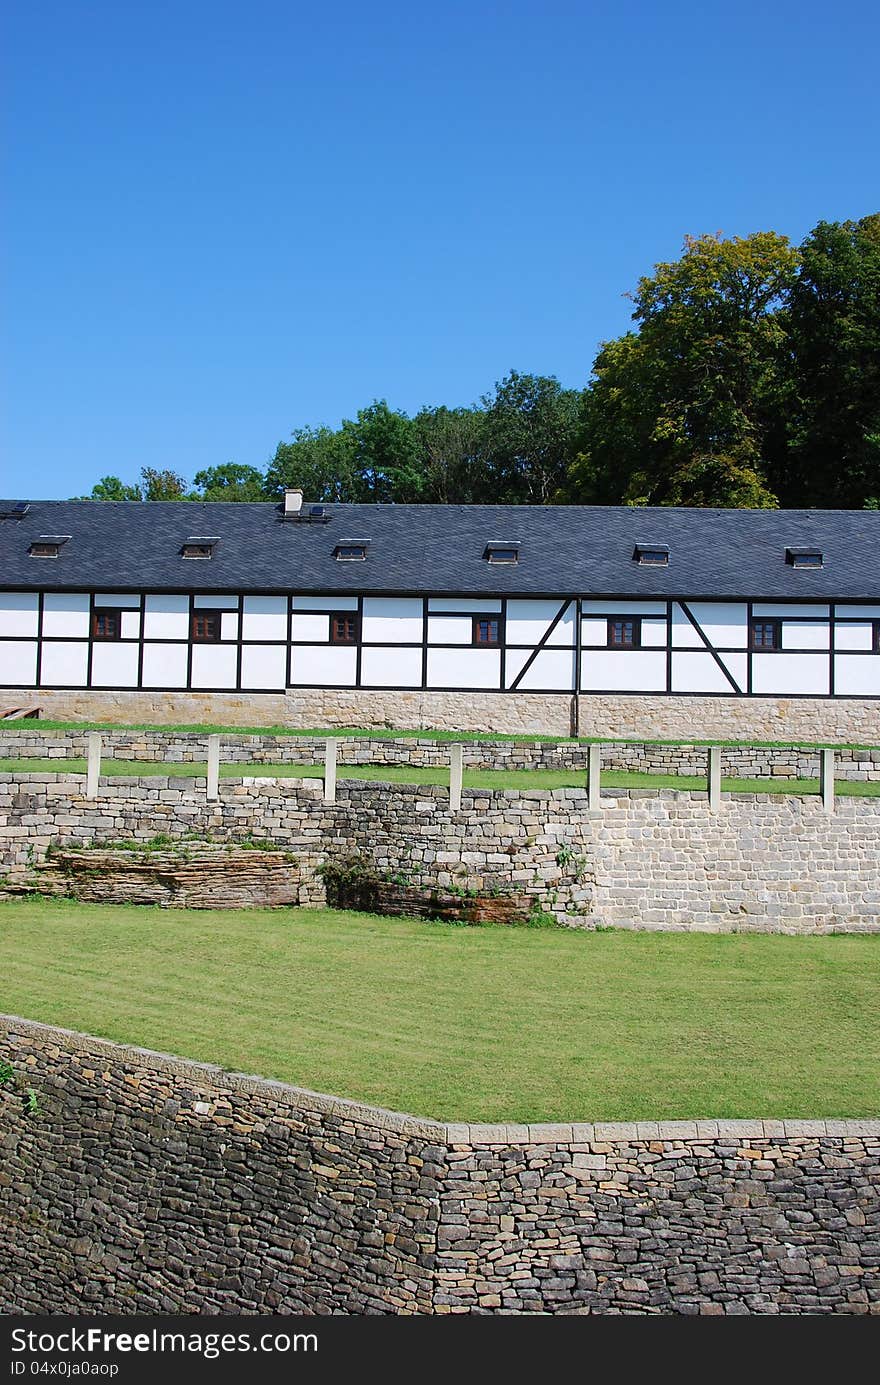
2, 728, 880, 779
4, 686, 879, 742
1, 1017, 877, 1315
1, 773, 878, 932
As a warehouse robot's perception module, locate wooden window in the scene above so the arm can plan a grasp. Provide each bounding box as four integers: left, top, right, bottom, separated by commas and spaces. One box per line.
484, 544, 519, 564
750, 619, 781, 650
330, 613, 359, 644
191, 611, 221, 642
92, 608, 121, 641
607, 617, 640, 649
472, 616, 500, 646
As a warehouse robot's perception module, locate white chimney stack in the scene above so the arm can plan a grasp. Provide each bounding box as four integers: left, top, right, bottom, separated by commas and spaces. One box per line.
284, 488, 304, 515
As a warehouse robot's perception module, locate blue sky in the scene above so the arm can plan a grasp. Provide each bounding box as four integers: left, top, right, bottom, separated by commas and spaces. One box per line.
2, 0, 878, 498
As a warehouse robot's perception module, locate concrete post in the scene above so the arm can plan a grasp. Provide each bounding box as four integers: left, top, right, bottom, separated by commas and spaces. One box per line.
449, 744, 463, 813
86, 733, 101, 799
708, 746, 722, 813
206, 735, 220, 801
324, 737, 337, 804
820, 748, 835, 814
587, 743, 601, 811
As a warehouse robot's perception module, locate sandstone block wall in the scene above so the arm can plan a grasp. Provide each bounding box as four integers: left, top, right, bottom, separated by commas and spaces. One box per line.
1, 1018, 877, 1315
3, 686, 879, 742
2, 728, 880, 780
1, 773, 878, 932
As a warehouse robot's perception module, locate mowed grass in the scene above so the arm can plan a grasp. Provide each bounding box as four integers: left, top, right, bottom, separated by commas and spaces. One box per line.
1, 756, 879, 796
1, 896, 878, 1122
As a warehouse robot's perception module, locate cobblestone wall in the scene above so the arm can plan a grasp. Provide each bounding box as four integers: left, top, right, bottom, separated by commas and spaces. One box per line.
2, 728, 880, 780
1, 774, 878, 932
1, 1018, 877, 1315
3, 685, 879, 741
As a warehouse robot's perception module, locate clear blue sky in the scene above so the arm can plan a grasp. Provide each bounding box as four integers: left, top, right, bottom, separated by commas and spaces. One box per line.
3, 0, 878, 498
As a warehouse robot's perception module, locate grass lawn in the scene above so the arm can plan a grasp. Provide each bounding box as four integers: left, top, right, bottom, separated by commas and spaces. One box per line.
5, 717, 875, 751
1, 756, 879, 796
1, 896, 877, 1122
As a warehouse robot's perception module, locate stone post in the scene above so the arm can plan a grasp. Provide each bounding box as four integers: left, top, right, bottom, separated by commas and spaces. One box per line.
449, 744, 463, 813
820, 748, 835, 814
86, 732, 101, 799
708, 746, 722, 813
587, 743, 601, 811
206, 735, 220, 801
324, 738, 337, 804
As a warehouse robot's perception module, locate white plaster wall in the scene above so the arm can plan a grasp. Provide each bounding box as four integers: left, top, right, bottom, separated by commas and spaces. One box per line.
361, 597, 423, 643
834, 655, 880, 696
835, 623, 874, 651
427, 615, 473, 645
292, 594, 358, 611
427, 647, 500, 689
290, 645, 356, 686
142, 643, 188, 688
506, 599, 575, 647
516, 648, 577, 691
240, 645, 287, 689
783, 622, 830, 650
428, 598, 502, 613
120, 611, 141, 639
836, 605, 880, 620
291, 613, 330, 642
193, 595, 237, 609
40, 642, 88, 686
360, 646, 422, 687
641, 618, 668, 648
242, 596, 287, 641
1, 641, 38, 684
671, 650, 746, 694
581, 650, 667, 692
0, 593, 39, 638
191, 644, 238, 689
94, 593, 141, 608
43, 593, 89, 638
91, 643, 139, 688
221, 613, 239, 641
583, 600, 667, 616
580, 617, 609, 646
752, 653, 830, 695
678, 602, 747, 648
753, 603, 830, 619
144, 595, 189, 640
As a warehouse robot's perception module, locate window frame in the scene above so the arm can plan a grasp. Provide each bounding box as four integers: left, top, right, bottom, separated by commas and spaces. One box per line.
606, 616, 642, 650
333, 543, 368, 562
750, 618, 782, 651
472, 615, 501, 647
91, 607, 122, 642
484, 544, 520, 565
785, 548, 823, 569
329, 612, 360, 645
633, 545, 669, 566
190, 610, 222, 643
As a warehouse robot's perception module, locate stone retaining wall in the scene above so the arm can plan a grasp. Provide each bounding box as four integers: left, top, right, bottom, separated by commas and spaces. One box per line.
2, 728, 880, 780
1, 773, 878, 932
3, 686, 879, 742
1, 1017, 877, 1314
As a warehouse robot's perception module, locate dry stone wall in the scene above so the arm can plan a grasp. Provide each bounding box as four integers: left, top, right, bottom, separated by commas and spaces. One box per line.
0, 773, 878, 932
1, 1018, 878, 1315
3, 685, 879, 742
2, 728, 880, 780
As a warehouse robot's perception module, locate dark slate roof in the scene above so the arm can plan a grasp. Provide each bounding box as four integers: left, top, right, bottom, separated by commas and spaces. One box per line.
0, 500, 878, 601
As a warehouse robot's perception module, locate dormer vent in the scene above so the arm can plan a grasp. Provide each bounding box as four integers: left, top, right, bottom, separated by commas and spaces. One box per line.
334, 539, 369, 561
786, 547, 823, 568
633, 544, 669, 565
484, 542, 520, 564
181, 537, 219, 560
29, 535, 70, 558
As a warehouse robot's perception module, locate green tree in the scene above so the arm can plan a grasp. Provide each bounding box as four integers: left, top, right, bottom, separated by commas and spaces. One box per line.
566, 231, 798, 507
413, 404, 487, 502
481, 371, 583, 503
775, 214, 880, 508
264, 425, 360, 501
340, 401, 424, 502
140, 467, 191, 501
192, 462, 265, 501
76, 474, 143, 501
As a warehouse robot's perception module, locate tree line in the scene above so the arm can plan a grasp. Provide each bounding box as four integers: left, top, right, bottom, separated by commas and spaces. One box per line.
80, 213, 880, 511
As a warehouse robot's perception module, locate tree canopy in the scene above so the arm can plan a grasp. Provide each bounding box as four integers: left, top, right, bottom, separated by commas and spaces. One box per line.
76, 214, 880, 511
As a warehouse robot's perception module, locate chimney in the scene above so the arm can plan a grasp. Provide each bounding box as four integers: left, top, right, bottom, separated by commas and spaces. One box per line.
284, 488, 304, 515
